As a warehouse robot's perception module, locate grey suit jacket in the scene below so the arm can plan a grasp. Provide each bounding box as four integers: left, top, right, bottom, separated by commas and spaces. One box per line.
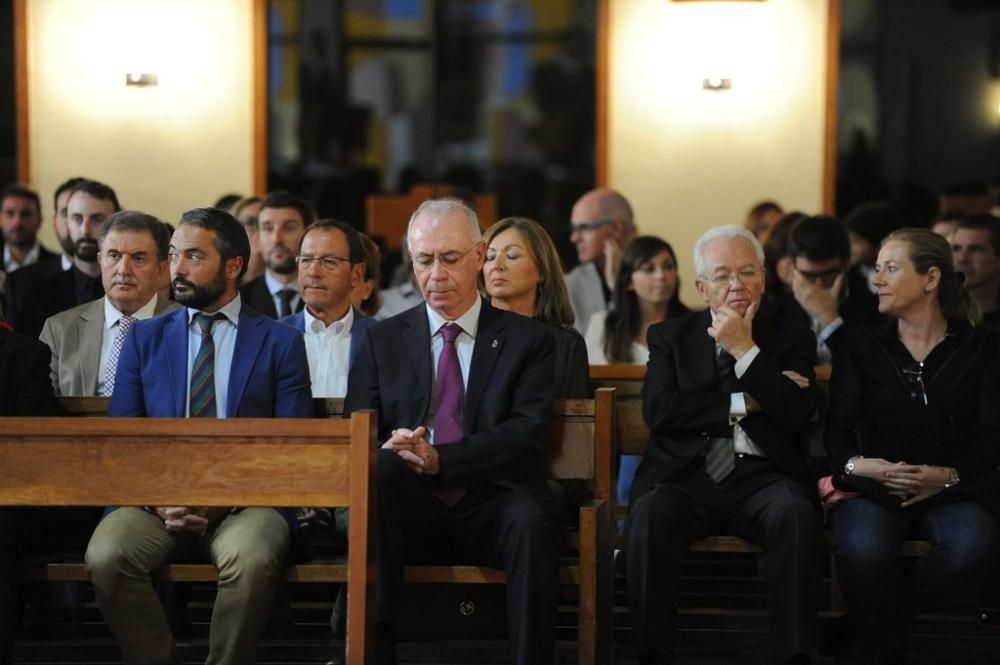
565, 262, 608, 335
39, 294, 179, 396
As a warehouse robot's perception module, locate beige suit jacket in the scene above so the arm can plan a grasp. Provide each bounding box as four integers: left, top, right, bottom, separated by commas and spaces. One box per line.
38, 295, 178, 396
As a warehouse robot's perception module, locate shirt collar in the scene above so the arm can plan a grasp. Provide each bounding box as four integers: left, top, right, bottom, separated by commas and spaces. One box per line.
187, 293, 242, 328
265, 270, 299, 297
426, 297, 482, 340
103, 293, 159, 330
3, 243, 39, 270
305, 304, 354, 336
61, 254, 73, 271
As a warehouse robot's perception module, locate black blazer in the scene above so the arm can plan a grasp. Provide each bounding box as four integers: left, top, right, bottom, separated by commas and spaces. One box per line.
0, 326, 63, 416
5, 266, 102, 339
345, 299, 557, 501
631, 308, 818, 503
239, 274, 304, 319
825, 320, 1000, 511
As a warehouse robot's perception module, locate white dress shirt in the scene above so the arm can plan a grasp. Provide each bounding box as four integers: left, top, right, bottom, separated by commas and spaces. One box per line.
424, 297, 482, 443
185, 294, 242, 417
97, 294, 160, 395
303, 305, 354, 398
583, 310, 648, 365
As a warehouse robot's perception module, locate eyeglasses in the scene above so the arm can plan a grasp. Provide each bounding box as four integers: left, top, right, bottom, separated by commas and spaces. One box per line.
296, 254, 351, 271
702, 267, 763, 288
901, 361, 928, 406
570, 219, 613, 233
795, 265, 842, 288
411, 244, 479, 272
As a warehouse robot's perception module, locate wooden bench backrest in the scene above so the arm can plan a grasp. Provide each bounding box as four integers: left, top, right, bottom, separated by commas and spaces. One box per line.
1, 410, 378, 665
366, 184, 498, 252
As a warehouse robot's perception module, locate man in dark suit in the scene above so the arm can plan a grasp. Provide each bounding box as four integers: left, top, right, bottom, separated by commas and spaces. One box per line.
0, 321, 62, 665
626, 226, 821, 665
281, 218, 373, 397
344, 198, 558, 665
5, 179, 119, 338
238, 190, 312, 318
776, 215, 880, 364
0, 185, 59, 293
3, 178, 86, 319
84, 207, 312, 665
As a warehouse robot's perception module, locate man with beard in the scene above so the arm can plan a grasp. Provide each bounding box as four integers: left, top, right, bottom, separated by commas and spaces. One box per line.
950, 214, 1000, 331
238, 190, 312, 318
0, 185, 59, 293
84, 207, 311, 665
5, 179, 118, 337
39, 210, 178, 397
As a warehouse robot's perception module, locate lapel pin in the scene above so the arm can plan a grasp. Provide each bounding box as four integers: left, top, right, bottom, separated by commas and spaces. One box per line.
491, 339, 498, 349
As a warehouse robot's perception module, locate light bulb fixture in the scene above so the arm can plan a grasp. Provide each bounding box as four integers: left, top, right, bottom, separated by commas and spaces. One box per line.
125, 72, 158, 87
702, 77, 732, 91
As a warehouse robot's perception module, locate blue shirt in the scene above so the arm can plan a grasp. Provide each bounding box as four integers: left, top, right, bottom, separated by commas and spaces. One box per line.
185, 294, 242, 417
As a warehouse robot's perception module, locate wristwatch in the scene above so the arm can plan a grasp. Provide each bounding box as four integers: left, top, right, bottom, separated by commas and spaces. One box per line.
944, 467, 961, 488
844, 455, 864, 475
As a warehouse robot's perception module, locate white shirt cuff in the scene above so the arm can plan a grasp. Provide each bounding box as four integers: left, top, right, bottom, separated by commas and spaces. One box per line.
729, 392, 747, 421
733, 345, 760, 378
817, 316, 844, 343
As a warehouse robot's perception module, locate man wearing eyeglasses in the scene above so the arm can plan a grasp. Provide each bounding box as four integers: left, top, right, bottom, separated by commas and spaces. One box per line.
280, 219, 374, 398
782, 215, 880, 364
564, 187, 636, 333
626, 226, 821, 665
342, 197, 558, 665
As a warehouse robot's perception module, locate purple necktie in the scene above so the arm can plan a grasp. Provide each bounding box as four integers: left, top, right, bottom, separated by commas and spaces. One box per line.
433, 323, 465, 506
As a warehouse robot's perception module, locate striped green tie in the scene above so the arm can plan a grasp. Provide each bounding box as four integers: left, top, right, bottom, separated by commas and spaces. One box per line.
189, 313, 225, 418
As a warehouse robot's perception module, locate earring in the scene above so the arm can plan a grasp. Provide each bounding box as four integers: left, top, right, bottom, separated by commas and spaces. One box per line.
924, 287, 933, 294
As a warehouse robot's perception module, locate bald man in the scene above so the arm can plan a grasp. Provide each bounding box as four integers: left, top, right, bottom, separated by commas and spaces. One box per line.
564, 188, 636, 333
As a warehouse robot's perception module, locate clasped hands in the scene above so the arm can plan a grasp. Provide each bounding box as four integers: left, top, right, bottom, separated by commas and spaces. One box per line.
848, 458, 952, 507
382, 426, 440, 475
154, 507, 230, 534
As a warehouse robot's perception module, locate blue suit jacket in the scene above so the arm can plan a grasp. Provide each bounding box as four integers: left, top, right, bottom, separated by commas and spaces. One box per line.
279, 307, 375, 371
110, 305, 313, 418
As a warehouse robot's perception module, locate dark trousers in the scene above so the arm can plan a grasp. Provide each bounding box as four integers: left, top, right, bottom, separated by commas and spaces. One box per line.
625, 455, 821, 665
376, 449, 559, 665
831, 498, 999, 662
0, 510, 20, 665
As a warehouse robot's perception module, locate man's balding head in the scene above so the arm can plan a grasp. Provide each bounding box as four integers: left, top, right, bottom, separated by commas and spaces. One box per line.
569, 188, 634, 264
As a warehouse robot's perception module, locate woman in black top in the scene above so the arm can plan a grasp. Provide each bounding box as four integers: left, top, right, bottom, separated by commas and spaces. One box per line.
481, 216, 589, 398
825, 228, 1000, 664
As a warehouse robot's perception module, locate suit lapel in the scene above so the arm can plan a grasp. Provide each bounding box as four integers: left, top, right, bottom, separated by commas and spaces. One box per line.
463, 301, 504, 434
228, 309, 266, 417
77, 300, 105, 394
165, 309, 190, 416
686, 310, 719, 388
403, 306, 433, 420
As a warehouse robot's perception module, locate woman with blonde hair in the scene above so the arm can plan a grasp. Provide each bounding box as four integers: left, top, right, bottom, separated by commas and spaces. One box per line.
825, 228, 999, 664
481, 216, 589, 397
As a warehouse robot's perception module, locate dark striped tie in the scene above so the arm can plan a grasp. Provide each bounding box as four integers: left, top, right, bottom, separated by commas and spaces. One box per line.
189, 313, 226, 418
705, 349, 737, 483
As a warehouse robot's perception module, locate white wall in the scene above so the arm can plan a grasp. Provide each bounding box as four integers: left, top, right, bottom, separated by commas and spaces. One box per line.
607, 0, 830, 304
27, 0, 255, 248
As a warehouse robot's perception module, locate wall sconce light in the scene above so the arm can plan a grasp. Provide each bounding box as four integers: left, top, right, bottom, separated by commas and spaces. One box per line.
703, 77, 732, 91
125, 72, 158, 87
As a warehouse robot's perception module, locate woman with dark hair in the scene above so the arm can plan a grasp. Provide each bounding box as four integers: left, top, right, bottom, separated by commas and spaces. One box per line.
583, 235, 689, 503
481, 216, 589, 398
351, 232, 382, 318
825, 228, 1000, 664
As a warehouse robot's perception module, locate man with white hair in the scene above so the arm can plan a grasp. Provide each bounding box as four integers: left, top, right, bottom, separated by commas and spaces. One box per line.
624, 225, 821, 665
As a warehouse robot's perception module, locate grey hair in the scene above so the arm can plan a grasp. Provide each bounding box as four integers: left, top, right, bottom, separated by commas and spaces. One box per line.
406, 198, 482, 252
693, 225, 765, 277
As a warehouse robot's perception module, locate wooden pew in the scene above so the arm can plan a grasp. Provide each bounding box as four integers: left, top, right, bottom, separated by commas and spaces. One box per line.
48, 390, 615, 665
3, 414, 378, 665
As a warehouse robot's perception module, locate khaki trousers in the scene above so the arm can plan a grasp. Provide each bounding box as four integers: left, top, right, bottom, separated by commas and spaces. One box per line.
85, 507, 290, 665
